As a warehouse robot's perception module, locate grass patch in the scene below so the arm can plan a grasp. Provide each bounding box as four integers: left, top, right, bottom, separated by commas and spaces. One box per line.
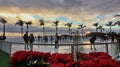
0, 50, 10, 67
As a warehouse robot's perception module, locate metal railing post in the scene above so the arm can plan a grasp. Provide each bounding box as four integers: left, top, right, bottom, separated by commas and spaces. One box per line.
105, 43, 109, 54
10, 42, 12, 55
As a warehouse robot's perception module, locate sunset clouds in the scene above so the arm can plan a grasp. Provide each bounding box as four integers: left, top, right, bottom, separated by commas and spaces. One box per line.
0, 0, 119, 28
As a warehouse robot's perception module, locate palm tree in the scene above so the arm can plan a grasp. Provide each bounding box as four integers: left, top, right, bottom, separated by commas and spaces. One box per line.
96, 26, 104, 32
105, 21, 115, 33
15, 20, 24, 36
53, 21, 59, 48
93, 23, 99, 32
0, 18, 7, 36
25, 21, 32, 32
39, 19, 45, 37
114, 21, 120, 33
78, 24, 86, 37
53, 21, 59, 36
65, 23, 72, 35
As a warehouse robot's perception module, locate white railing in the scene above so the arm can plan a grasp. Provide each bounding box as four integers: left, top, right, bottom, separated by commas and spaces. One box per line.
0, 40, 119, 59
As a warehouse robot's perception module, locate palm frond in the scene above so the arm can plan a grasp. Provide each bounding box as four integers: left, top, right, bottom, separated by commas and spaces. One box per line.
114, 21, 120, 26
39, 19, 44, 23
106, 24, 110, 26
114, 14, 120, 17
53, 21, 59, 26
65, 23, 72, 27
15, 20, 24, 26
93, 23, 98, 27
28, 21, 32, 25
39, 19, 44, 26
0, 18, 7, 24
78, 24, 86, 29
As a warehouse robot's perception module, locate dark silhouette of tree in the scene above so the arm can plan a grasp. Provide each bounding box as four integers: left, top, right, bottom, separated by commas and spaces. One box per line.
96, 26, 104, 32
78, 24, 86, 37
0, 18, 7, 36
93, 23, 99, 32
114, 21, 120, 33
39, 19, 45, 37
114, 14, 120, 17
25, 21, 32, 32
53, 21, 59, 35
65, 23, 72, 35
15, 20, 24, 36
53, 20, 59, 48
106, 21, 115, 33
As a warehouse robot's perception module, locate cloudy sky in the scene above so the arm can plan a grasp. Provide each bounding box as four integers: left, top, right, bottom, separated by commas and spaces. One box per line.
0, 0, 120, 28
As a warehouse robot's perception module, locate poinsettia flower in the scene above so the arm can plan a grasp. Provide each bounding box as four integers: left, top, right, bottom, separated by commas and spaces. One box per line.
97, 59, 120, 67
9, 50, 27, 65
28, 51, 44, 57
48, 53, 72, 64
50, 62, 65, 67
77, 52, 87, 60
98, 56, 112, 59
16, 51, 27, 63
84, 55, 94, 60
66, 61, 79, 67
43, 52, 51, 59
79, 60, 97, 67
88, 52, 112, 58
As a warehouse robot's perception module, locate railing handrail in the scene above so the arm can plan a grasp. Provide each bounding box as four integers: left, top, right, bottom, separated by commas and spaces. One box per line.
0, 40, 118, 46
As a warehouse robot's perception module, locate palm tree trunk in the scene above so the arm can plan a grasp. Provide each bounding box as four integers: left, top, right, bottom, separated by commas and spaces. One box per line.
56, 26, 58, 34
21, 26, 23, 36
55, 26, 58, 48
69, 27, 70, 35
27, 24, 29, 32
81, 29, 83, 37
55, 26, 58, 40
43, 26, 45, 36
110, 27, 111, 33
3, 24, 5, 35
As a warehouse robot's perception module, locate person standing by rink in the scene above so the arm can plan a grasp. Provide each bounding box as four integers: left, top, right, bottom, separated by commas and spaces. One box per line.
23, 31, 29, 50
111, 35, 115, 42
89, 36, 96, 50
29, 33, 35, 51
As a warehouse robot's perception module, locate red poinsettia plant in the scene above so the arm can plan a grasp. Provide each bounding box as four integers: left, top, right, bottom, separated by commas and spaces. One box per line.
9, 50, 51, 67
66, 52, 120, 67
9, 51, 120, 67
48, 53, 73, 67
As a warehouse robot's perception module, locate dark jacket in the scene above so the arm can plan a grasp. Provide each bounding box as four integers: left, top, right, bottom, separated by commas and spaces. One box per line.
29, 34, 35, 43
23, 33, 29, 43
90, 36, 96, 44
